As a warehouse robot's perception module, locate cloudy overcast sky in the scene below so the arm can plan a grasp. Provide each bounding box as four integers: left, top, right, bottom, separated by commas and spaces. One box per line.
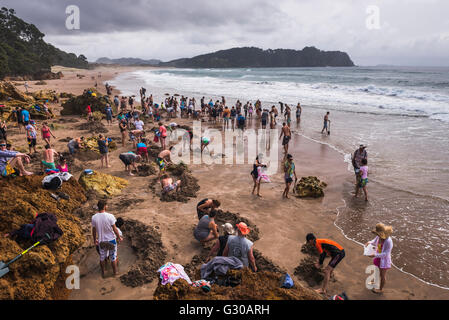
2, 0, 448, 66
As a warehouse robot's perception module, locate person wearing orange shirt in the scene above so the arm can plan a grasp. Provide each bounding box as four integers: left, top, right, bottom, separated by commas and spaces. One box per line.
306, 233, 345, 294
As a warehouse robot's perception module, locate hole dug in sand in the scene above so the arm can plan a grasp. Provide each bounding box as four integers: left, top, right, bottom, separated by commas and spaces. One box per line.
148, 163, 200, 203
294, 244, 336, 287
119, 219, 167, 288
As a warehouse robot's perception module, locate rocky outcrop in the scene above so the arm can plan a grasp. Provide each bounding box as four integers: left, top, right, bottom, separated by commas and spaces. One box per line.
61, 89, 112, 116
295, 176, 327, 198
0, 175, 87, 300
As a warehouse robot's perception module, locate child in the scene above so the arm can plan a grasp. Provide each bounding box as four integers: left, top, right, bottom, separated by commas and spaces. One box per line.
57, 156, 69, 173
355, 158, 369, 201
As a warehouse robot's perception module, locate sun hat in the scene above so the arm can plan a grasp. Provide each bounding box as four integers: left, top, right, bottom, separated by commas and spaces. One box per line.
236, 222, 250, 235
371, 223, 393, 239
222, 223, 235, 235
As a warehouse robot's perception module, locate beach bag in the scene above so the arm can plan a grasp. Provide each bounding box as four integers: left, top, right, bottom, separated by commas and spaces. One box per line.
30, 213, 63, 243
280, 273, 294, 288
42, 175, 62, 190
364, 244, 377, 256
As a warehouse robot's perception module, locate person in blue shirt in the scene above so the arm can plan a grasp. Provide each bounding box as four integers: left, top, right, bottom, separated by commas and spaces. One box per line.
21, 108, 30, 126
136, 137, 149, 162
237, 113, 246, 131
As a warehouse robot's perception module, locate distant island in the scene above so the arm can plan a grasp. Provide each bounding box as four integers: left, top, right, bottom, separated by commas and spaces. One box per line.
95, 57, 162, 66
97, 47, 355, 69
161, 47, 355, 68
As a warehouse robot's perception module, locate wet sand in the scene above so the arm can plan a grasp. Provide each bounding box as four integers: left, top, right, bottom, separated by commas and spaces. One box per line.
6, 66, 449, 300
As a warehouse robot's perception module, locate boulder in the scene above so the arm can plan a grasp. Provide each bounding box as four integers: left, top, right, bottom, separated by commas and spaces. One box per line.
61, 88, 112, 116
295, 176, 327, 198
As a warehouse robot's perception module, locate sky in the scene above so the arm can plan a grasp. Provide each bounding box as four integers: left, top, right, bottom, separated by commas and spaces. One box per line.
1, 0, 448, 66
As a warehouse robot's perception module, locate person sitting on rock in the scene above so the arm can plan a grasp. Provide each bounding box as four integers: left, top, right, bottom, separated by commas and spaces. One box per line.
160, 174, 181, 194
0, 140, 33, 177
42, 144, 59, 170
223, 222, 257, 272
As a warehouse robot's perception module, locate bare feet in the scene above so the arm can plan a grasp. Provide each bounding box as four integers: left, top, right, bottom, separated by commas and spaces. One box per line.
372, 288, 383, 294
23, 171, 33, 176
315, 288, 326, 294
129, 172, 134, 176
257, 194, 262, 197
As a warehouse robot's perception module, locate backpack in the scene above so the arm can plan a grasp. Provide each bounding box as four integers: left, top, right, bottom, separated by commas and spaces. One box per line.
30, 213, 63, 243
42, 175, 62, 190
280, 273, 294, 289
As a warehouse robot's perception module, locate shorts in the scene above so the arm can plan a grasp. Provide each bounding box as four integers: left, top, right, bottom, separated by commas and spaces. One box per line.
23, 120, 29, 126
163, 182, 178, 193
119, 154, 132, 166
261, 120, 267, 126
282, 136, 291, 146
328, 250, 345, 268
42, 160, 56, 169
106, 114, 112, 121
137, 147, 148, 157
285, 176, 293, 184
27, 138, 36, 147
359, 178, 368, 188
323, 121, 328, 129
98, 239, 118, 262
1, 163, 15, 177
156, 157, 165, 170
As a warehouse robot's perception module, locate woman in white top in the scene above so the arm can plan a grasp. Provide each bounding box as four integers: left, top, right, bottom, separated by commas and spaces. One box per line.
365, 223, 393, 294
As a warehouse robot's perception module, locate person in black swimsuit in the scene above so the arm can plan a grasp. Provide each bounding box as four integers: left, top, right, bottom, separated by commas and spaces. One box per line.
251, 155, 267, 197
206, 223, 235, 261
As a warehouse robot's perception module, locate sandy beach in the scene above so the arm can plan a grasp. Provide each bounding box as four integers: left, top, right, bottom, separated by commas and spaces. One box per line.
4, 65, 449, 300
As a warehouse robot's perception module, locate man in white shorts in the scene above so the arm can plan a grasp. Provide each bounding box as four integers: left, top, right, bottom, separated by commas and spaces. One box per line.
92, 199, 122, 278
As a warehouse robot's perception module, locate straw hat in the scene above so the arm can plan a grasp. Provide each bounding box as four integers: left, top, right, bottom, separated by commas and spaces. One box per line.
236, 222, 250, 236
371, 223, 393, 239
222, 223, 235, 235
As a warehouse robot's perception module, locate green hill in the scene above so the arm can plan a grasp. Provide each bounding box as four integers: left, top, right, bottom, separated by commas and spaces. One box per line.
0, 7, 89, 79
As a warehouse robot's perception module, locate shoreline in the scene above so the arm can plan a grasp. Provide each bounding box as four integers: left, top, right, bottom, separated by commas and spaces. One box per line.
3, 65, 448, 299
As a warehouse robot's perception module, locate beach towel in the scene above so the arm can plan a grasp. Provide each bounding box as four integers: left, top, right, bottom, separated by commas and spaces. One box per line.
257, 166, 270, 183
157, 262, 192, 285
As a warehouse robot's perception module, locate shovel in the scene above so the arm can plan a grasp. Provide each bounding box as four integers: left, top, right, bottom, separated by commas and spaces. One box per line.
0, 233, 51, 278
328, 121, 331, 135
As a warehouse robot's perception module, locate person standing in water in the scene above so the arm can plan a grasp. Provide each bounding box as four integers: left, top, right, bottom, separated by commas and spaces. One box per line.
279, 122, 292, 154
365, 223, 393, 294
355, 158, 369, 201
296, 103, 302, 123
321, 112, 330, 134
352, 145, 368, 195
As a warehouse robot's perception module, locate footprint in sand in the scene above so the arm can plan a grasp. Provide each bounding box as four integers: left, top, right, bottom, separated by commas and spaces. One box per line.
100, 286, 115, 295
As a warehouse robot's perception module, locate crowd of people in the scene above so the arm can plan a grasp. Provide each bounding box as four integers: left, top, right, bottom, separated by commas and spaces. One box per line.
0, 82, 391, 297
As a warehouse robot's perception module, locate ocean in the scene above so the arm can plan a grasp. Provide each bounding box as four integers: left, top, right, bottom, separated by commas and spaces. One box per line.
109, 66, 449, 289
